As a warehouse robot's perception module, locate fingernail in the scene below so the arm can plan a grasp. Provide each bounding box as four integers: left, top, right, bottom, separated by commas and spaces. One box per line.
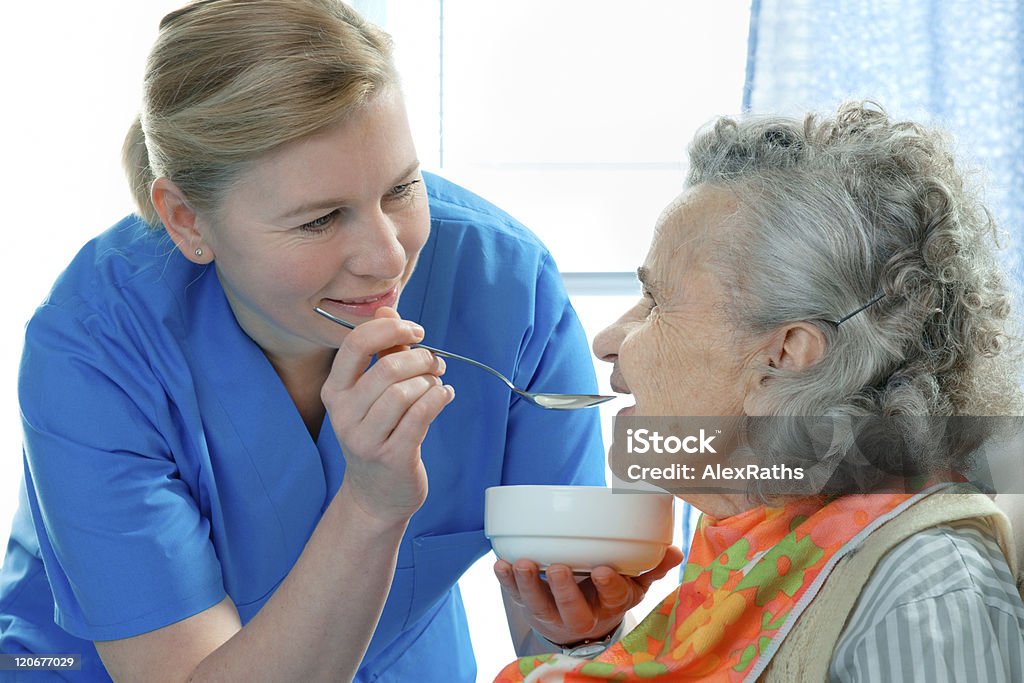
445, 385, 456, 400
407, 322, 425, 337
549, 566, 569, 581
496, 567, 511, 579
595, 575, 612, 586
436, 356, 447, 374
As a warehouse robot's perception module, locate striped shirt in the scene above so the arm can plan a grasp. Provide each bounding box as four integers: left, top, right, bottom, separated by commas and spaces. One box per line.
829, 519, 1024, 682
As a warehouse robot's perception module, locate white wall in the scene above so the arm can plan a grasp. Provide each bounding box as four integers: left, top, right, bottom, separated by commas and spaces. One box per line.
0, 1, 186, 547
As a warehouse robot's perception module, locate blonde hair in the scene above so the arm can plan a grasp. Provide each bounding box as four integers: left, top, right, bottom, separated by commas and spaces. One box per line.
122, 0, 397, 227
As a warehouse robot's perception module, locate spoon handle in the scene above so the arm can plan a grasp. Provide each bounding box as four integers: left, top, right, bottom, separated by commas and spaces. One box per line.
313, 307, 515, 391
415, 345, 516, 392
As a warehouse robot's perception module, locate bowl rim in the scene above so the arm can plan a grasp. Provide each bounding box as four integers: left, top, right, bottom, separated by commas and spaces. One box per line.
486, 532, 672, 544
485, 484, 673, 497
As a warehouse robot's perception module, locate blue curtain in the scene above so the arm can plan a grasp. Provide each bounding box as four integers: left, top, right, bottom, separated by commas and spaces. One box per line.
744, 0, 1024, 284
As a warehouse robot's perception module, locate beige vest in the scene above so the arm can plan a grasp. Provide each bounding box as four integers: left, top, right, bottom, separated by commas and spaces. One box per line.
760, 493, 1018, 682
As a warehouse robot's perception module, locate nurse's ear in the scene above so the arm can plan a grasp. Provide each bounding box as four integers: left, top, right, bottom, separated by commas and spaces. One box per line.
152, 177, 214, 264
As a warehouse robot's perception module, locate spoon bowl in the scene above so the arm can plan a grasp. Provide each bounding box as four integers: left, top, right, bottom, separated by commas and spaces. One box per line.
314, 306, 615, 410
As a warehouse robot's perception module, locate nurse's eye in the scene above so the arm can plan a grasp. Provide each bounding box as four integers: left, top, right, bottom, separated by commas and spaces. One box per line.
299, 209, 339, 233
386, 179, 422, 202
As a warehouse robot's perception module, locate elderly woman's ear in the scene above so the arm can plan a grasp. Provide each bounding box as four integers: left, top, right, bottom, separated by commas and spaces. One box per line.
742, 322, 826, 413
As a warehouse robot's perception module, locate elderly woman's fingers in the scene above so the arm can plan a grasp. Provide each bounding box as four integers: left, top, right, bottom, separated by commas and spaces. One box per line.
587, 569, 634, 615
497, 552, 687, 646
493, 560, 523, 605
633, 545, 685, 592
545, 565, 600, 634
510, 560, 562, 627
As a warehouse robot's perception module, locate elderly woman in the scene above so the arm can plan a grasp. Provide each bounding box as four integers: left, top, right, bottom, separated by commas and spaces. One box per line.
495, 102, 1024, 681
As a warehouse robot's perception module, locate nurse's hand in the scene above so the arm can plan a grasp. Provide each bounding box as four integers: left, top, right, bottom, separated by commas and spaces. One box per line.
323, 306, 454, 525
494, 547, 683, 647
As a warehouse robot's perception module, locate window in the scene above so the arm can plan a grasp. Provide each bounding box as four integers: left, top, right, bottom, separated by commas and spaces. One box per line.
366, 0, 750, 276
360, 1, 750, 674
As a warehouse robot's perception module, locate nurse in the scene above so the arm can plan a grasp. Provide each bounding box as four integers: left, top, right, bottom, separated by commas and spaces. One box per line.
0, 1, 677, 681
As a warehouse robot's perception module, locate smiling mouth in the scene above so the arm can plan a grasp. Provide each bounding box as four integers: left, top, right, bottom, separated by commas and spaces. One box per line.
320, 288, 399, 315
330, 290, 393, 305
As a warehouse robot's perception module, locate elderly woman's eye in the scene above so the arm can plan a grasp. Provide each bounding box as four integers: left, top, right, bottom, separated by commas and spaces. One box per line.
643, 292, 660, 317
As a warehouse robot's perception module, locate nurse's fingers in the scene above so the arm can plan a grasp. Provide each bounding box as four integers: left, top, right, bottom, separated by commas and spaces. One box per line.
334, 348, 447, 428
325, 308, 426, 389
385, 380, 455, 450
352, 372, 451, 450
324, 314, 443, 424
372, 306, 412, 358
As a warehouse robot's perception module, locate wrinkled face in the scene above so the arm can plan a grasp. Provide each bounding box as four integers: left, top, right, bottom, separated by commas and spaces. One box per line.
593, 185, 757, 417
199, 88, 430, 359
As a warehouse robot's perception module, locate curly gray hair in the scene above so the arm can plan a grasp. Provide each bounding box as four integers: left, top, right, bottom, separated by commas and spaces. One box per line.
687, 101, 1022, 492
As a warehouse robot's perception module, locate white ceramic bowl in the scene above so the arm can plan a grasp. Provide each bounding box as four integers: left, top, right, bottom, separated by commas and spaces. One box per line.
484, 485, 675, 576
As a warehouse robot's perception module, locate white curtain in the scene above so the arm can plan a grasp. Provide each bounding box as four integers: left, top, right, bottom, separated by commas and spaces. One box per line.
745, 0, 1024, 284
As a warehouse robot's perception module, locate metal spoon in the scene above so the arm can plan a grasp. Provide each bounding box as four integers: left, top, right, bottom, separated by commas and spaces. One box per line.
314, 307, 615, 410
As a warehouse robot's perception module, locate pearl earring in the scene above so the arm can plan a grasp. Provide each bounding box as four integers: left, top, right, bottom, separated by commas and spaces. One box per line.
195, 247, 204, 257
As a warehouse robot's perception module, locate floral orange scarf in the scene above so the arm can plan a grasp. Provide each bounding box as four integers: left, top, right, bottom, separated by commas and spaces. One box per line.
495, 489, 938, 682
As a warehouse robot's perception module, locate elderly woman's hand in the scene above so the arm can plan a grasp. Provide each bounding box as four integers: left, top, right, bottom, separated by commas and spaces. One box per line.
323, 307, 454, 526
494, 546, 684, 647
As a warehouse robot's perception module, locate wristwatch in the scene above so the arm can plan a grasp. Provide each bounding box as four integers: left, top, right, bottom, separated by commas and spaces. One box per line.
536, 621, 625, 658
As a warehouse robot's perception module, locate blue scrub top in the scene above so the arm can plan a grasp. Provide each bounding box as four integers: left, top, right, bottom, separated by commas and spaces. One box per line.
0, 173, 605, 682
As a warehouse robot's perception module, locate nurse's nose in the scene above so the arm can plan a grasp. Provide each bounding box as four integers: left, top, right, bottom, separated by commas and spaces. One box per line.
347, 208, 406, 281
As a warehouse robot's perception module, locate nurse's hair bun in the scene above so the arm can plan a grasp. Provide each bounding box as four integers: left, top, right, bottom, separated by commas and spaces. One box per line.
122, 0, 397, 228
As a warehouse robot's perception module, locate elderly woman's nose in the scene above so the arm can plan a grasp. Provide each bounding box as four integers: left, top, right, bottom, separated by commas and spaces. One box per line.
592, 320, 626, 363
347, 211, 407, 279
